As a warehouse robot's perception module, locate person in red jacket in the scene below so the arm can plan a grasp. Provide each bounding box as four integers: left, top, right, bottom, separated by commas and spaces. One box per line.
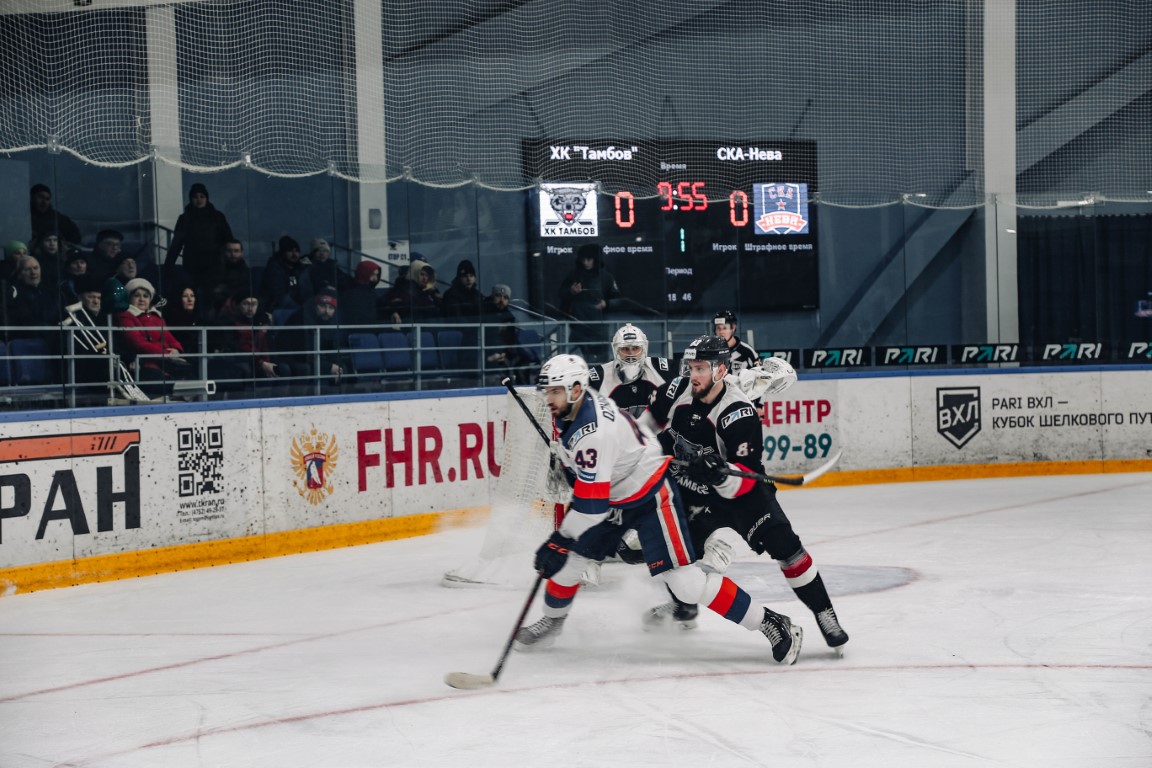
115, 277, 190, 383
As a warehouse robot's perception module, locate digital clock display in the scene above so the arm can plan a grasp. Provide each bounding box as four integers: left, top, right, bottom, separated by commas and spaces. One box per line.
523, 139, 819, 315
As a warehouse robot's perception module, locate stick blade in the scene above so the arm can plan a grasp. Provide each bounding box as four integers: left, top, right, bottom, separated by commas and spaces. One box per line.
800, 449, 843, 485
444, 671, 496, 690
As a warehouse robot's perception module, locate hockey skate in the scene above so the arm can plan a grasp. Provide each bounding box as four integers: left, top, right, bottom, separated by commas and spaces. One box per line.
815, 607, 849, 654
513, 615, 565, 652
642, 599, 699, 631
760, 608, 803, 665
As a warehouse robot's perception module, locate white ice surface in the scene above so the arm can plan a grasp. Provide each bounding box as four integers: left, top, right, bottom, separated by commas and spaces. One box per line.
2, 473, 1151, 768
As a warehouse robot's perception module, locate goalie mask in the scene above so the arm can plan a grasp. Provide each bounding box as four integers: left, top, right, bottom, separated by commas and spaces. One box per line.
681, 334, 731, 382
537, 354, 590, 404
611, 323, 648, 383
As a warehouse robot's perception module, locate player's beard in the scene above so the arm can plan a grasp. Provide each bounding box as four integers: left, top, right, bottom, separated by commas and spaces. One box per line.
690, 377, 715, 401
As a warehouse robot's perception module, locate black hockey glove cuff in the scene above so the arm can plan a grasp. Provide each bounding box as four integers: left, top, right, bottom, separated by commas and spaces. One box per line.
686, 453, 727, 486
535, 532, 576, 579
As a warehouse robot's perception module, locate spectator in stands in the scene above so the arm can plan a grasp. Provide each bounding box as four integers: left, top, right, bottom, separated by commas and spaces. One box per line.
61, 273, 112, 394
59, 251, 89, 306
7, 256, 60, 341
481, 283, 521, 380
112, 254, 139, 289
202, 240, 253, 325
441, 259, 483, 321
382, 257, 440, 325
306, 238, 350, 297
559, 243, 619, 359
261, 235, 310, 312
164, 281, 205, 358
29, 184, 83, 249
30, 232, 71, 287
3, 241, 29, 283
164, 182, 234, 293
114, 277, 190, 384
276, 290, 347, 385
223, 291, 294, 384
339, 260, 383, 330
86, 229, 125, 285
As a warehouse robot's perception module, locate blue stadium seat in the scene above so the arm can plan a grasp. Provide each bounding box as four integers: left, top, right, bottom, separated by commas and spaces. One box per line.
409, 330, 439, 371
9, 337, 52, 385
347, 332, 384, 374
377, 331, 412, 373
437, 329, 464, 372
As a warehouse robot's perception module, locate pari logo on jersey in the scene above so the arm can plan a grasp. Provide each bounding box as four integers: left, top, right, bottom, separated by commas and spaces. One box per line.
936, 387, 981, 449
290, 426, 338, 505
539, 183, 598, 237
754, 183, 810, 235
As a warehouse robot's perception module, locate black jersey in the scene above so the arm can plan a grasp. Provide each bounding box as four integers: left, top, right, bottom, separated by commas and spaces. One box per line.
588, 356, 672, 416
646, 376, 765, 505
728, 335, 759, 373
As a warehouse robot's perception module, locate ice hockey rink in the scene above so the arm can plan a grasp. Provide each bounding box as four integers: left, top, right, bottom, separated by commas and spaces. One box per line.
2, 472, 1150, 768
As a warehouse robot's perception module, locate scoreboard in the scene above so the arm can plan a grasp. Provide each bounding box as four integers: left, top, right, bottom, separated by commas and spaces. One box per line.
523, 139, 819, 316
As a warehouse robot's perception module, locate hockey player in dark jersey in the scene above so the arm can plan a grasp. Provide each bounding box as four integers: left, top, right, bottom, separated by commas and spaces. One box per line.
638, 335, 849, 652
514, 353, 803, 664
713, 310, 758, 373
587, 323, 673, 417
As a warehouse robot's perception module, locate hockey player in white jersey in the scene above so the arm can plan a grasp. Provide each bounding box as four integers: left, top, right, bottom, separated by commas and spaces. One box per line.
638, 335, 849, 652
514, 353, 803, 664
587, 323, 673, 417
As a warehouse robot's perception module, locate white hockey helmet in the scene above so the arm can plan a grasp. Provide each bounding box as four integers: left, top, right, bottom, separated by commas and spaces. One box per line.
537, 353, 590, 403
611, 323, 648, 382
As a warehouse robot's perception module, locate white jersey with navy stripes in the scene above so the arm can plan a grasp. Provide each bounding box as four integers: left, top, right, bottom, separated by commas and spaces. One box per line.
552, 389, 672, 541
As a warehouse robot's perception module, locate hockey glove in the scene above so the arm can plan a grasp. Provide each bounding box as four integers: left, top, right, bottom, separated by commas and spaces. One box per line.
686, 452, 727, 486
535, 531, 577, 579
615, 528, 646, 565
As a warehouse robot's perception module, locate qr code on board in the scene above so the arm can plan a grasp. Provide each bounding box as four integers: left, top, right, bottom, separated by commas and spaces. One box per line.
177, 426, 224, 497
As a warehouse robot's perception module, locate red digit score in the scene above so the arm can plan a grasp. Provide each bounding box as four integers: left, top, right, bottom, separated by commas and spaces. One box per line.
613, 182, 750, 228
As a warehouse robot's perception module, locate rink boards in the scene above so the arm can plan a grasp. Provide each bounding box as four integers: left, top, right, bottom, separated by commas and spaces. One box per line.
1, 367, 1149, 593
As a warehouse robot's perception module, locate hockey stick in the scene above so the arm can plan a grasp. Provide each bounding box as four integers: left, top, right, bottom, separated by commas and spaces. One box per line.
444, 574, 544, 690
500, 376, 553, 445
444, 379, 554, 689
672, 449, 842, 487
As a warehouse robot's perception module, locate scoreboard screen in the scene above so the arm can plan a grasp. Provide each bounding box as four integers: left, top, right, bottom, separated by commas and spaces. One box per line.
523, 139, 819, 316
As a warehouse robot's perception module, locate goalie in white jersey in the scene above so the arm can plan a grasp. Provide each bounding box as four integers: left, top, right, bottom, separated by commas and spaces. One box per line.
514, 353, 803, 665
587, 323, 673, 417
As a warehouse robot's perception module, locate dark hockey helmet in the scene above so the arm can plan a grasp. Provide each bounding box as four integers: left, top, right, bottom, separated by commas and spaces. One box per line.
713, 309, 738, 329
680, 334, 731, 377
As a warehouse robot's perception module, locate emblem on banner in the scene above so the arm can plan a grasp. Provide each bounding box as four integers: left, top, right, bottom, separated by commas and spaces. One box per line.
936, 387, 981, 449
539, 183, 599, 237
754, 182, 810, 234
290, 427, 339, 505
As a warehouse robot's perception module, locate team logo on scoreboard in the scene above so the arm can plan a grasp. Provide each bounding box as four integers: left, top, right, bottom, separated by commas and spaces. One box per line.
539, 183, 598, 237
936, 387, 981, 449
754, 183, 810, 235
290, 426, 339, 505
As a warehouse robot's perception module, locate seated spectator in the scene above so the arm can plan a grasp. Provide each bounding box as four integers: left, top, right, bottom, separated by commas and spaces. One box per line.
111, 254, 139, 289
3, 240, 29, 284
29, 184, 83, 249
164, 182, 234, 293
339, 260, 383, 330
441, 259, 482, 321
86, 229, 125, 285
61, 273, 114, 393
381, 257, 441, 325
164, 281, 205, 357
114, 277, 190, 384
276, 290, 348, 386
306, 238, 351, 297
7, 256, 61, 342
202, 240, 253, 324
222, 292, 296, 385
261, 235, 310, 311
58, 250, 90, 307
481, 285, 529, 384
